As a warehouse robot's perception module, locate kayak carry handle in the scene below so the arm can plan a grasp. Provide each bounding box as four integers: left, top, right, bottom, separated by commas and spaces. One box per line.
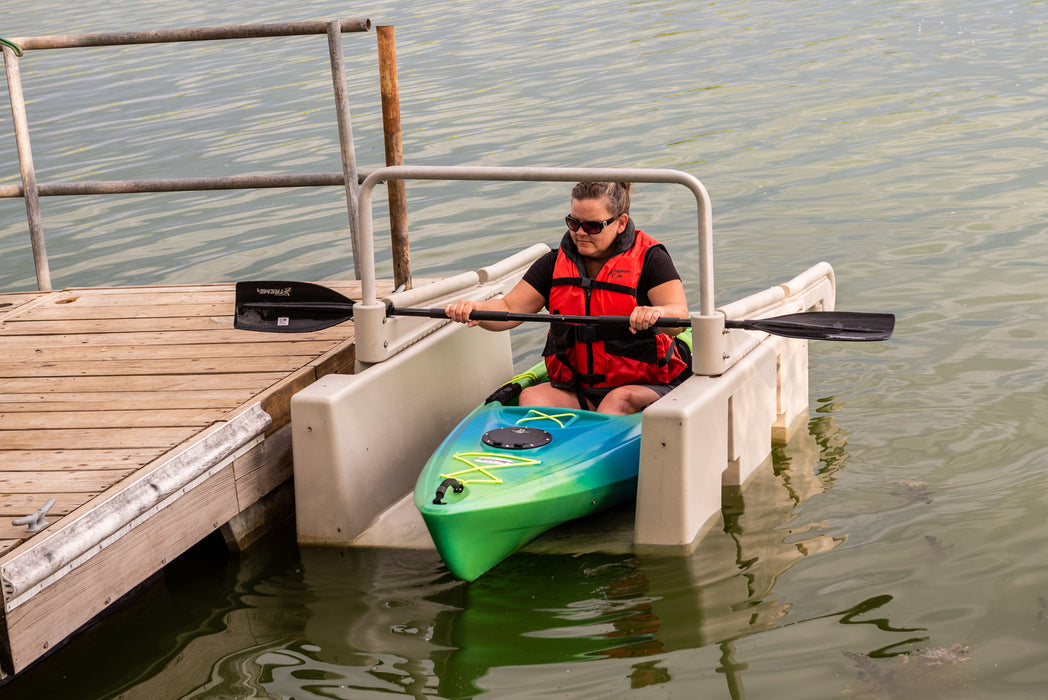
433, 477, 464, 505
484, 381, 523, 405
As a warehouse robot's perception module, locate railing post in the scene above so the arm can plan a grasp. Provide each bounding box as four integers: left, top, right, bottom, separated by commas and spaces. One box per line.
376, 25, 411, 290
3, 44, 52, 291
326, 21, 362, 280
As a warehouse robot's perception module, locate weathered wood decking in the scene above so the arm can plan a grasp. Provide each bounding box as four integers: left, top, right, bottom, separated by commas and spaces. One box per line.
0, 280, 392, 675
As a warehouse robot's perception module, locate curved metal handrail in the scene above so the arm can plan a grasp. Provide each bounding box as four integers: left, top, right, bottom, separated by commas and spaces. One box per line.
356, 165, 714, 315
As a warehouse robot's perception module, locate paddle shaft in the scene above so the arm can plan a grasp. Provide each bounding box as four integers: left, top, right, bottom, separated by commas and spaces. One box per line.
235, 281, 893, 339
239, 300, 687, 326
394, 307, 891, 339
239, 297, 687, 324
393, 305, 694, 327
237, 300, 893, 340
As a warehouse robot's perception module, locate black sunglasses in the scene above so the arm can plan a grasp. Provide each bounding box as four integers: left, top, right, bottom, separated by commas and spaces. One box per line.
565, 214, 618, 235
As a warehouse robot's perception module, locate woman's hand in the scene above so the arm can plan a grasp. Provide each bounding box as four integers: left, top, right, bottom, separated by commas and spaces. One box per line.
444, 299, 482, 326
442, 282, 546, 331
629, 305, 664, 333
639, 279, 689, 336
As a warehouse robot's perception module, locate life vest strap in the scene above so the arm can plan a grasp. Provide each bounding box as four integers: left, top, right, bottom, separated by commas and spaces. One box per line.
550, 276, 636, 298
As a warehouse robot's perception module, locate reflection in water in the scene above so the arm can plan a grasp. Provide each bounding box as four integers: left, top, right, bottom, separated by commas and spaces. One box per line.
263, 416, 927, 699
0, 415, 932, 698
0, 535, 294, 699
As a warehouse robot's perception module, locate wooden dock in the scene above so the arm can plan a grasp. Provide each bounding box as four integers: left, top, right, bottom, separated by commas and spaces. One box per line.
0, 280, 393, 676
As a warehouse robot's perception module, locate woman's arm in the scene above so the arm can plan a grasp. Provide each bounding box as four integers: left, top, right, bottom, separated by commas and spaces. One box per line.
444, 279, 547, 331
630, 279, 689, 336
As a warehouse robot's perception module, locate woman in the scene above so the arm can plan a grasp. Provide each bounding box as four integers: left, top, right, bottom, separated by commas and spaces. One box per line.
444, 181, 691, 415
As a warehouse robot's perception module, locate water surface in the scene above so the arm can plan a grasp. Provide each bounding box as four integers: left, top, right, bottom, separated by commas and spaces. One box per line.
1, 0, 1046, 697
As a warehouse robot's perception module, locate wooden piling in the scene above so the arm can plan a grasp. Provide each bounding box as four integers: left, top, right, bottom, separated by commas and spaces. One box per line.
378, 25, 411, 291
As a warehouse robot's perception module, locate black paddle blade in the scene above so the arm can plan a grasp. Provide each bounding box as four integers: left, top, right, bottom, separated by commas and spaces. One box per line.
234, 280, 356, 333
727, 311, 895, 341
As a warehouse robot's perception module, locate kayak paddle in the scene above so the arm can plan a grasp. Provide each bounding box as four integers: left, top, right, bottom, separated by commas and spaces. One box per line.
234, 280, 894, 341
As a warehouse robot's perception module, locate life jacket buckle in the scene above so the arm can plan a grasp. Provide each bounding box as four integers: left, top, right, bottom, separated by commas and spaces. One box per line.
576, 324, 598, 342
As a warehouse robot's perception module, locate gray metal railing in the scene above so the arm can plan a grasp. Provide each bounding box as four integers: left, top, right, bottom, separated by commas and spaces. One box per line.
356, 165, 714, 313
350, 165, 717, 367
1, 19, 388, 291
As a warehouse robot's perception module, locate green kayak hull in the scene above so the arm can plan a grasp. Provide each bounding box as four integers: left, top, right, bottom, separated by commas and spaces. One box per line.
414, 401, 643, 581
415, 332, 691, 581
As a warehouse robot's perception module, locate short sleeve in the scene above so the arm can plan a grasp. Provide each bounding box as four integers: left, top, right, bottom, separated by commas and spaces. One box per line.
521, 249, 558, 304
638, 245, 682, 304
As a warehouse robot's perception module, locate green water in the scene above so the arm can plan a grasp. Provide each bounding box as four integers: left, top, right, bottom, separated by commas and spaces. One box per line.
2, 0, 1046, 696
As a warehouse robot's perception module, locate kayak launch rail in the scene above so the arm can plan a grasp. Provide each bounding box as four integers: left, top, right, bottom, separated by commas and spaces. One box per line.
351, 165, 734, 374
293, 162, 841, 558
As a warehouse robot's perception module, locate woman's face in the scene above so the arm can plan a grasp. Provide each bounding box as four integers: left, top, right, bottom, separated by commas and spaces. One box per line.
568, 197, 627, 260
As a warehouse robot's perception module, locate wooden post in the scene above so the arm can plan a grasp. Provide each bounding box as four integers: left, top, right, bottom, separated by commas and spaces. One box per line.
377, 25, 411, 290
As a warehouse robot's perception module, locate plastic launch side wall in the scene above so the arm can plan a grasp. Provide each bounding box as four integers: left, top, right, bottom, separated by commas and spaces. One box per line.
291, 323, 513, 546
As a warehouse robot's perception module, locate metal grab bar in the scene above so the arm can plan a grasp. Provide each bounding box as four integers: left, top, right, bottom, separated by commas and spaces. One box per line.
5, 19, 371, 50
356, 165, 715, 315
0, 173, 370, 198
1, 19, 375, 291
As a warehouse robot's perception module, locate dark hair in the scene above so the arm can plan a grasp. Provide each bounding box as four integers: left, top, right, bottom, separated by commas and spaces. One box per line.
571, 181, 631, 217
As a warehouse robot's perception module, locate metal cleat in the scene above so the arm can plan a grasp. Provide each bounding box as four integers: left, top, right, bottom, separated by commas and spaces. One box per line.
13, 497, 56, 533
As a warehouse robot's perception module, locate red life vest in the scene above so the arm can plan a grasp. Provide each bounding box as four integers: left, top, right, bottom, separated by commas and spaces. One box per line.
543, 228, 690, 390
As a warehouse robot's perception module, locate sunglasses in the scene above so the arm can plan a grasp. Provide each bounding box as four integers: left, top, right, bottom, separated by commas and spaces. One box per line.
565, 214, 618, 235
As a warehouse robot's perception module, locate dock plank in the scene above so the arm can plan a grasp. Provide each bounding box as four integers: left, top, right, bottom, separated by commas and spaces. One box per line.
0, 279, 396, 675
45, 288, 235, 303
0, 427, 199, 450
0, 341, 335, 363
0, 373, 288, 393
0, 316, 243, 335
0, 328, 351, 348
0, 493, 104, 516
17, 302, 235, 321
0, 356, 309, 378
0, 470, 139, 495
0, 524, 45, 542
0, 293, 49, 319
0, 408, 224, 429
0, 449, 159, 470
0, 393, 250, 411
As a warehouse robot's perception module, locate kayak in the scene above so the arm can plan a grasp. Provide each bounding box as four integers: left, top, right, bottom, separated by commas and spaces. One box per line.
414, 331, 692, 581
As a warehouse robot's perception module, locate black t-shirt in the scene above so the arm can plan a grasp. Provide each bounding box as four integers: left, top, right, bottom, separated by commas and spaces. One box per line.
522, 239, 682, 308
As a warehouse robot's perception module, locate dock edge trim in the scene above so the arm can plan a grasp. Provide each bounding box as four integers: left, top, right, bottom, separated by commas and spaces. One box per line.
0, 403, 272, 608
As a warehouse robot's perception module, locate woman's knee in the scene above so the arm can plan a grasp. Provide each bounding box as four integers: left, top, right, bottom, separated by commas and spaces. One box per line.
520, 383, 582, 408
597, 386, 659, 415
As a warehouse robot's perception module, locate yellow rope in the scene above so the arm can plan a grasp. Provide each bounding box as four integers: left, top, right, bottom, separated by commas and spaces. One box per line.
508, 369, 540, 385
440, 451, 541, 484
516, 409, 577, 429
